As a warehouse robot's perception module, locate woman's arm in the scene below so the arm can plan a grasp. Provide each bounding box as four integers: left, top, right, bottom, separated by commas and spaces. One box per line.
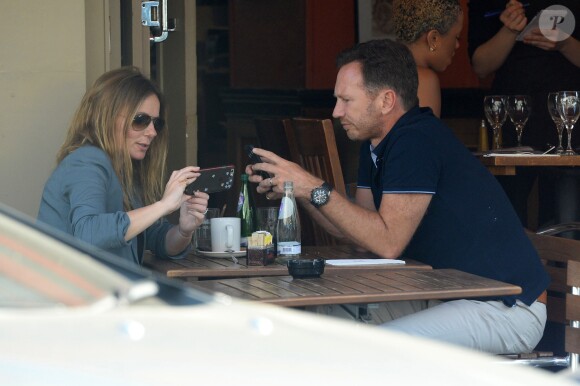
470, 1, 527, 78
165, 192, 208, 256
125, 166, 201, 241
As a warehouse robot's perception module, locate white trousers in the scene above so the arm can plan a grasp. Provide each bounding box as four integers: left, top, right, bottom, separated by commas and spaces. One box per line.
311, 299, 547, 355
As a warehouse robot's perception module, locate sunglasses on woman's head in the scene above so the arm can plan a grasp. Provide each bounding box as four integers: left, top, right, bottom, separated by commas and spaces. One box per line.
132, 113, 165, 132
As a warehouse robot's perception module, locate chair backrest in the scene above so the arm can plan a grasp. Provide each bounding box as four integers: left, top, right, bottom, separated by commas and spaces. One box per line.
288, 118, 346, 246
566, 260, 580, 371
290, 118, 346, 196
517, 229, 580, 370
528, 231, 580, 325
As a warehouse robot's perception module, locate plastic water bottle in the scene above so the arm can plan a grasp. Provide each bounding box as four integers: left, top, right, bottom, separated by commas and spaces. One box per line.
236, 173, 256, 248
276, 181, 301, 261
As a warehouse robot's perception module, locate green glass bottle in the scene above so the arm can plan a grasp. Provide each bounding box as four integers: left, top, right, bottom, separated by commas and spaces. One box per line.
236, 173, 256, 248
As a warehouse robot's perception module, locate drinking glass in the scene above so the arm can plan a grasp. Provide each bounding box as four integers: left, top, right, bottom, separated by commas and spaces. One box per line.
483, 95, 507, 150
193, 208, 220, 251
506, 95, 532, 147
557, 91, 580, 156
256, 206, 278, 236
547, 92, 565, 154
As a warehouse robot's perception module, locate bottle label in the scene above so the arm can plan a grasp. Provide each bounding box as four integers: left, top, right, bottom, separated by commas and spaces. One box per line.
240, 236, 248, 248
278, 197, 295, 219
277, 241, 301, 256
237, 193, 245, 213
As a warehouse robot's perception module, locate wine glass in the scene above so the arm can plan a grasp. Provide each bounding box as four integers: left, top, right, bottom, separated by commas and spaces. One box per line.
483, 95, 507, 150
506, 95, 532, 148
557, 91, 580, 156
547, 92, 565, 154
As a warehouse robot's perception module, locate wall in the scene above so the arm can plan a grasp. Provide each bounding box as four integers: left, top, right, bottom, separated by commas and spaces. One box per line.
0, 1, 87, 217
229, 0, 355, 90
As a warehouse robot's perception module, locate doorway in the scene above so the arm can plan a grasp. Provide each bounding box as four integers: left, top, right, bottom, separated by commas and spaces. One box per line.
122, 0, 198, 176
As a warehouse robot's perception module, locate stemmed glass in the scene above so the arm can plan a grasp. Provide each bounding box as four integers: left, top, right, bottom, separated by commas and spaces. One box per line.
557, 91, 580, 156
547, 92, 565, 154
506, 95, 532, 147
483, 95, 507, 150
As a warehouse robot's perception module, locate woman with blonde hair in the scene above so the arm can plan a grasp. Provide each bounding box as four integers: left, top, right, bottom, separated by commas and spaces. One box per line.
38, 66, 208, 265
393, 0, 463, 117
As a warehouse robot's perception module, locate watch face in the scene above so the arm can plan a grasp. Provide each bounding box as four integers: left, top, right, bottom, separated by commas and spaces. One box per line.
312, 186, 330, 207
313, 189, 328, 205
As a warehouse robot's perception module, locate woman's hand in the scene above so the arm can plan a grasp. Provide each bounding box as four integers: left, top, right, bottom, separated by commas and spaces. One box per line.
178, 191, 209, 236
160, 166, 200, 215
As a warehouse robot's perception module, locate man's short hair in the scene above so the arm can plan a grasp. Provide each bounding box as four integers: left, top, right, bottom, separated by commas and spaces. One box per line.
336, 39, 419, 111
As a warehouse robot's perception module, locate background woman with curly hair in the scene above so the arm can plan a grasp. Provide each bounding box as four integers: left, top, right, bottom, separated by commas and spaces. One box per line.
393, 0, 463, 117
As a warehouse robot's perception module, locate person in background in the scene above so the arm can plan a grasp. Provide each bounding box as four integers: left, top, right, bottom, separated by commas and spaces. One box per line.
393, 0, 463, 117
468, 0, 580, 228
469, 0, 580, 149
246, 39, 548, 354
38, 67, 208, 265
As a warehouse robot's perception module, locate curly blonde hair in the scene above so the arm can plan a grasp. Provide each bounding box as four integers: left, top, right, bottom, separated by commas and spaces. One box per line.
57, 66, 168, 211
393, 0, 462, 44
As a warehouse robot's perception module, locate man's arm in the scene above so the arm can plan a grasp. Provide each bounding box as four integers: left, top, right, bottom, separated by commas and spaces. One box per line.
246, 148, 432, 259
317, 189, 432, 259
293, 185, 377, 241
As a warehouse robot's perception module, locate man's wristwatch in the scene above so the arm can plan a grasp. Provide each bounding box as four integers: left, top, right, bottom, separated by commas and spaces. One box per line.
310, 182, 333, 208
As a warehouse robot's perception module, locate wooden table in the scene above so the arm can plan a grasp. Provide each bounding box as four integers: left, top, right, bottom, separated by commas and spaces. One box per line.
478, 154, 580, 176
478, 154, 580, 226
188, 269, 522, 307
144, 245, 431, 280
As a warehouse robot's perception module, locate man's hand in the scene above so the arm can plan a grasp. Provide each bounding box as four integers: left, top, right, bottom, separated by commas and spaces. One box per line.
246, 147, 324, 200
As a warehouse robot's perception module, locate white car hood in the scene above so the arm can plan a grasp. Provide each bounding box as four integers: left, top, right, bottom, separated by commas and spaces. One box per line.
0, 296, 576, 386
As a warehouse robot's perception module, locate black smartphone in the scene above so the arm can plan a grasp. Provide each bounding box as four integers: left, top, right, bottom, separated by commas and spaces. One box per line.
184, 165, 235, 195
244, 144, 271, 180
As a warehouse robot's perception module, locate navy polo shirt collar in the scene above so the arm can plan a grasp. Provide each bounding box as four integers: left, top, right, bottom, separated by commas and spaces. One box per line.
371, 105, 426, 163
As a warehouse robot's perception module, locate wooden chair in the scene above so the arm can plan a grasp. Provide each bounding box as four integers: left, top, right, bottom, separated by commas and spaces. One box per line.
565, 259, 580, 372
288, 118, 346, 246
501, 224, 580, 371
289, 118, 346, 194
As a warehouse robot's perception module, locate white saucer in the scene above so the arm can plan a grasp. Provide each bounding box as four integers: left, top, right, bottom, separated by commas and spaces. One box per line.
197, 250, 247, 258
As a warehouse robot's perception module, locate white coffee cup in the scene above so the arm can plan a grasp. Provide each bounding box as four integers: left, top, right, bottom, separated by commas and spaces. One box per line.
210, 217, 241, 252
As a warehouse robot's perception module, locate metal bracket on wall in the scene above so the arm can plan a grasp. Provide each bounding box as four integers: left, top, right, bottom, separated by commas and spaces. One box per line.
141, 1, 176, 43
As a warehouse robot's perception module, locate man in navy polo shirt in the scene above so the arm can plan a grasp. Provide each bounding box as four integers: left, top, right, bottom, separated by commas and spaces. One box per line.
246, 39, 549, 354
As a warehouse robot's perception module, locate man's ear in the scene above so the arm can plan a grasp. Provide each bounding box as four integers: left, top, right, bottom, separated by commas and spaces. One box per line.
379, 89, 396, 115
